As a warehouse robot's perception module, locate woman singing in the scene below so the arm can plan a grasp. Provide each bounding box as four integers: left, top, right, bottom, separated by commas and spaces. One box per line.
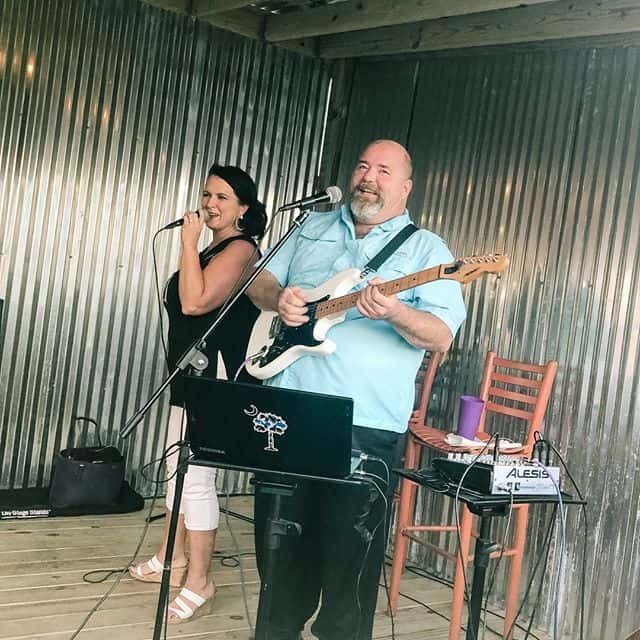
129, 164, 266, 623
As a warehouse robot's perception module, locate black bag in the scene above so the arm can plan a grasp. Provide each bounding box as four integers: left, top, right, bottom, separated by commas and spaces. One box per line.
49, 417, 125, 509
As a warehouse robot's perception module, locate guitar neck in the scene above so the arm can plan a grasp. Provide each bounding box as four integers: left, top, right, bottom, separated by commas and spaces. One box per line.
315, 265, 441, 318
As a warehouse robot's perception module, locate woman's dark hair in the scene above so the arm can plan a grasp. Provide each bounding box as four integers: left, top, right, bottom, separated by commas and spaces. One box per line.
207, 164, 267, 239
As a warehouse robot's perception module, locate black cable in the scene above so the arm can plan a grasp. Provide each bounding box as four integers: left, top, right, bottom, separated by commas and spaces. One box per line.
73, 441, 177, 637
381, 557, 396, 640
385, 556, 452, 588
395, 588, 543, 640
522, 510, 558, 640
453, 434, 497, 640
386, 557, 544, 640
536, 436, 588, 640
376, 463, 396, 640
577, 503, 588, 640
504, 504, 558, 639
218, 506, 254, 524
82, 568, 125, 584
352, 460, 393, 640
80, 441, 186, 586
82, 538, 257, 581
139, 441, 183, 484
397, 589, 450, 621
432, 433, 555, 640
481, 489, 513, 638
217, 550, 256, 568
220, 479, 255, 635
151, 229, 171, 368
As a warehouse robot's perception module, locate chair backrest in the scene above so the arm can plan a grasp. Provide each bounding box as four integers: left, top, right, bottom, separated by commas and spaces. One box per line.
476, 351, 558, 455
411, 351, 445, 426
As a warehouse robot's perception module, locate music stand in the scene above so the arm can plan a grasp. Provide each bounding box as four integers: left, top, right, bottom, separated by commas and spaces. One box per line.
147, 395, 359, 638
394, 468, 586, 640
188, 459, 367, 640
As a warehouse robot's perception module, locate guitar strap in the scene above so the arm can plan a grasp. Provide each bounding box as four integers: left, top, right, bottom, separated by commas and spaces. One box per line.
361, 223, 418, 277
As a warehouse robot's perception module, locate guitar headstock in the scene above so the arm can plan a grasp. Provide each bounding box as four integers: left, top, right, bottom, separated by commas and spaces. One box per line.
440, 254, 509, 283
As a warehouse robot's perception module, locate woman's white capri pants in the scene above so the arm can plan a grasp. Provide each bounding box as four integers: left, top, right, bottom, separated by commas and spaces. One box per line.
164, 405, 220, 531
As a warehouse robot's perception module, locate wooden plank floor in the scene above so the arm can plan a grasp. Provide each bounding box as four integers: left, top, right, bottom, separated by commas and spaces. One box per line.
0, 496, 540, 640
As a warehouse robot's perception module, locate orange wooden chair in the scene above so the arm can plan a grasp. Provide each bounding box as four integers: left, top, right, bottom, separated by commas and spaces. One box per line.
389, 351, 558, 639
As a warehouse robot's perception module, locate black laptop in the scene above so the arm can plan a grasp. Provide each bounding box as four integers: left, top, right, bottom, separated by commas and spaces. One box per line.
183, 376, 355, 480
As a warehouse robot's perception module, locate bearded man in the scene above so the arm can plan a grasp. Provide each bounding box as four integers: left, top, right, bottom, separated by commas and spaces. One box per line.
247, 139, 466, 640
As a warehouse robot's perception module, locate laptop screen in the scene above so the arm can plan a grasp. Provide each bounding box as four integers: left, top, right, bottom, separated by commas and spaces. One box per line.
184, 377, 354, 479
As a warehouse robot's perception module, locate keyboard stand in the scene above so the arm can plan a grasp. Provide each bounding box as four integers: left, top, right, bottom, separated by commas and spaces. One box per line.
394, 467, 585, 640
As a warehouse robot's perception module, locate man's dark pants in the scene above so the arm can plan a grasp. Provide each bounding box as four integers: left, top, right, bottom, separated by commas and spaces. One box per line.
254, 425, 405, 640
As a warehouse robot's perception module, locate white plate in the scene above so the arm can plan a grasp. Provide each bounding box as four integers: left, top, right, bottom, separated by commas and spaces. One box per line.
445, 433, 522, 452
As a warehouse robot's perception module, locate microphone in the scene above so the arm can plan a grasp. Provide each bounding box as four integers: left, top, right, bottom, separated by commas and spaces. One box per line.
278, 186, 342, 211
160, 208, 209, 231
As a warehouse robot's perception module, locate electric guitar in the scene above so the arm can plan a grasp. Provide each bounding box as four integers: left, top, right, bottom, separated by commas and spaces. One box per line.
245, 254, 509, 380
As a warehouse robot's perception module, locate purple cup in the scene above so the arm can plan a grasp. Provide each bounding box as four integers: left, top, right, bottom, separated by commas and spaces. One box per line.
456, 395, 485, 440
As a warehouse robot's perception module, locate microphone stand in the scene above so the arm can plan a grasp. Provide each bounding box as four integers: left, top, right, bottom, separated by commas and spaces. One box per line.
120, 206, 309, 439
118, 206, 311, 640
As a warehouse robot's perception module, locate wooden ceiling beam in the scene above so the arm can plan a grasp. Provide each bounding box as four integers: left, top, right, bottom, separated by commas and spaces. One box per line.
193, 0, 255, 17
143, 0, 190, 13
199, 8, 265, 39
265, 0, 559, 42
312, 0, 640, 58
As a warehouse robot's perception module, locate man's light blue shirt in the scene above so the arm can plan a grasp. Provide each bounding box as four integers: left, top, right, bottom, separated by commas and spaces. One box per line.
262, 205, 466, 433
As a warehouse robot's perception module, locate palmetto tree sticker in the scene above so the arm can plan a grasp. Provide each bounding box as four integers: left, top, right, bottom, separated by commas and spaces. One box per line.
244, 405, 288, 451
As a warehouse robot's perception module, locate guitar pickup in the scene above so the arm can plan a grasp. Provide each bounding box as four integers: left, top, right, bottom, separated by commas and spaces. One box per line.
268, 316, 281, 339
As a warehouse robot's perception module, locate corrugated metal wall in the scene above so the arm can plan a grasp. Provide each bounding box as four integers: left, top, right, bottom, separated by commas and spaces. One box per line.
0, 0, 331, 495
327, 49, 640, 639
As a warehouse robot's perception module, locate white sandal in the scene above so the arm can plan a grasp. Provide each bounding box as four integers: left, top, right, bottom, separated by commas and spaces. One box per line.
167, 586, 215, 623
128, 554, 187, 587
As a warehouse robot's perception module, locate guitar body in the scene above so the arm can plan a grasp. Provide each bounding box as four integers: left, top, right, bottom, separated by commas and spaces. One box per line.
246, 268, 363, 380
245, 254, 508, 380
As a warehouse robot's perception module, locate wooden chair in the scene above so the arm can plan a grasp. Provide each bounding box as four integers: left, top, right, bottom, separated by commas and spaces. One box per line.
389, 351, 558, 640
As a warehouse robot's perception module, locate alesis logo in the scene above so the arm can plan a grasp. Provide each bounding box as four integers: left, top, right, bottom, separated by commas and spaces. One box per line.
505, 467, 550, 479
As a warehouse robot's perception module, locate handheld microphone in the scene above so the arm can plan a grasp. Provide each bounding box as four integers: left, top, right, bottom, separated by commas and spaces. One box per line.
160, 208, 209, 231
278, 186, 342, 211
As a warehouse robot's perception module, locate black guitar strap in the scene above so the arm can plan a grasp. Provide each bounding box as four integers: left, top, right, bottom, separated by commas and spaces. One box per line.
361, 223, 418, 277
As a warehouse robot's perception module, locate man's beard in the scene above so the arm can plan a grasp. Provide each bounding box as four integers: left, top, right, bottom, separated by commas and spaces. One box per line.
350, 187, 383, 223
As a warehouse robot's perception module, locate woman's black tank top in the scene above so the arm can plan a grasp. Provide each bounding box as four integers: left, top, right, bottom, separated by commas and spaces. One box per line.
164, 235, 260, 406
